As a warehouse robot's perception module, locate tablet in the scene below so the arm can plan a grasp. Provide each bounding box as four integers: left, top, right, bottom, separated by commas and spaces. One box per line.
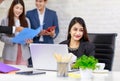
16, 71, 46, 75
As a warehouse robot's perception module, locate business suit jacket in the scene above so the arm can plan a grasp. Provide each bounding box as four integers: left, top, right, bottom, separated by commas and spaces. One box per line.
60, 40, 95, 58
26, 8, 59, 43
0, 26, 12, 34
0, 18, 30, 61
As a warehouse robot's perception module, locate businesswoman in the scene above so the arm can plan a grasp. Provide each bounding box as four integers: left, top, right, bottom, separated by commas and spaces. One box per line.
0, 0, 32, 65
60, 17, 95, 58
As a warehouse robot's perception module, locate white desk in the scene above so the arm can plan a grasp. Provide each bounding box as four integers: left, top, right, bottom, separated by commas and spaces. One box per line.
0, 65, 120, 81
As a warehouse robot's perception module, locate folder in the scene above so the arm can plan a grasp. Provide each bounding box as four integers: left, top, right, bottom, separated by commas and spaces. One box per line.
0, 62, 20, 73
12, 27, 42, 44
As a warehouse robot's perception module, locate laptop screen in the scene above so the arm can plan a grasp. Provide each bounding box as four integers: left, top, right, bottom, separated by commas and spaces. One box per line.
29, 44, 70, 71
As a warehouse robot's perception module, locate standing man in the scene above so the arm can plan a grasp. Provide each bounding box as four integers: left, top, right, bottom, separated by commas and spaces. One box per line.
26, 0, 59, 44
26, 0, 59, 66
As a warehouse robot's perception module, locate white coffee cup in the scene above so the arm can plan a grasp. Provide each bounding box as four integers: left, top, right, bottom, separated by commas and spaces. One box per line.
96, 63, 105, 70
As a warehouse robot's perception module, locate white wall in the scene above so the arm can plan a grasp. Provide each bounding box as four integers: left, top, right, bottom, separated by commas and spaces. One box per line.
0, 0, 120, 71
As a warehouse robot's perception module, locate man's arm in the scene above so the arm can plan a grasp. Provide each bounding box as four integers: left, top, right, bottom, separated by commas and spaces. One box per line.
0, 26, 23, 34
0, 26, 12, 34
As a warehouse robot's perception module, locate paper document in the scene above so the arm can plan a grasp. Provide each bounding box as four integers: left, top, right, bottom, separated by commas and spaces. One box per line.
12, 27, 41, 44
0, 62, 20, 73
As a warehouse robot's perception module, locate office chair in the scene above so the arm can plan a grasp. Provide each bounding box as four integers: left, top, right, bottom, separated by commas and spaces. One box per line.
88, 33, 117, 71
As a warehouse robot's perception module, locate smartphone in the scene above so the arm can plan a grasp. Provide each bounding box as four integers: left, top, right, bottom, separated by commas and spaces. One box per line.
16, 71, 46, 75
46, 26, 56, 32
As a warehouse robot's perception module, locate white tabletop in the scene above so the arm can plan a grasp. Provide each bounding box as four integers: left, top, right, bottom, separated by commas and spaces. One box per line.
0, 65, 120, 81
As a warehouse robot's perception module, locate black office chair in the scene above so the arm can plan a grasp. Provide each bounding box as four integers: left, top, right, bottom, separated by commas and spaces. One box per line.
88, 33, 117, 71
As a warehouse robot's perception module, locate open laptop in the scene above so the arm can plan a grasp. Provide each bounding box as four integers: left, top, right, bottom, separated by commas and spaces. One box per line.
29, 43, 73, 71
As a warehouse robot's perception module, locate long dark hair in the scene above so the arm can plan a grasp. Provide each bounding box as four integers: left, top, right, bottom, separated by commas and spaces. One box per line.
8, 0, 28, 28
67, 17, 89, 42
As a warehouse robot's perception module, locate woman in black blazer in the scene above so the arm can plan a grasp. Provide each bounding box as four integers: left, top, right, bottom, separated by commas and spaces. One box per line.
0, 26, 23, 34
60, 17, 95, 58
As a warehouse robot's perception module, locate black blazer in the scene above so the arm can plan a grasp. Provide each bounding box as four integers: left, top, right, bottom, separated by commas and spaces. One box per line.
60, 40, 95, 58
0, 26, 12, 34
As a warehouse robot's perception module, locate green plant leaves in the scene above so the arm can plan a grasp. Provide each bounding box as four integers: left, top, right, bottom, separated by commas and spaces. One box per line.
72, 55, 98, 70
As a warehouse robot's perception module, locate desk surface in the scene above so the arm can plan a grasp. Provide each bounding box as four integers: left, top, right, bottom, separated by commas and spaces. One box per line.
0, 65, 120, 81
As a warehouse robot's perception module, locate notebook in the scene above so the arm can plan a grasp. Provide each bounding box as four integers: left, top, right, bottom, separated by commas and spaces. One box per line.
29, 43, 72, 71
0, 62, 20, 73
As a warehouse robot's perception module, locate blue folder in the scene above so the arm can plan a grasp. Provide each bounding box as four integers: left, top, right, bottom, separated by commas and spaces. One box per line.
12, 27, 42, 44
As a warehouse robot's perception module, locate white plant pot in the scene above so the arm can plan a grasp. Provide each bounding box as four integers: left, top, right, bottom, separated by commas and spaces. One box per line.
80, 68, 93, 80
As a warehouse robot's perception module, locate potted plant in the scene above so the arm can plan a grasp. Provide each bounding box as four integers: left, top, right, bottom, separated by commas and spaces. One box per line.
72, 55, 98, 79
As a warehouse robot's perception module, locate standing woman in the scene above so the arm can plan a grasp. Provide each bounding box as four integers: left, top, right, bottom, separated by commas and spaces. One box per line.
60, 17, 95, 58
0, 0, 32, 65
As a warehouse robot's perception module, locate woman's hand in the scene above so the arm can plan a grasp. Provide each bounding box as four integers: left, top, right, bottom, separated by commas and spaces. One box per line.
16, 26, 24, 32
26, 39, 33, 44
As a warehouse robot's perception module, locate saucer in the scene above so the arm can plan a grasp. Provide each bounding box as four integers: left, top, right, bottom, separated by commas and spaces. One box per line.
93, 70, 109, 74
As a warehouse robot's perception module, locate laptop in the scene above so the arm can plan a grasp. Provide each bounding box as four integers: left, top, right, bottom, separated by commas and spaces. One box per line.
29, 43, 73, 71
